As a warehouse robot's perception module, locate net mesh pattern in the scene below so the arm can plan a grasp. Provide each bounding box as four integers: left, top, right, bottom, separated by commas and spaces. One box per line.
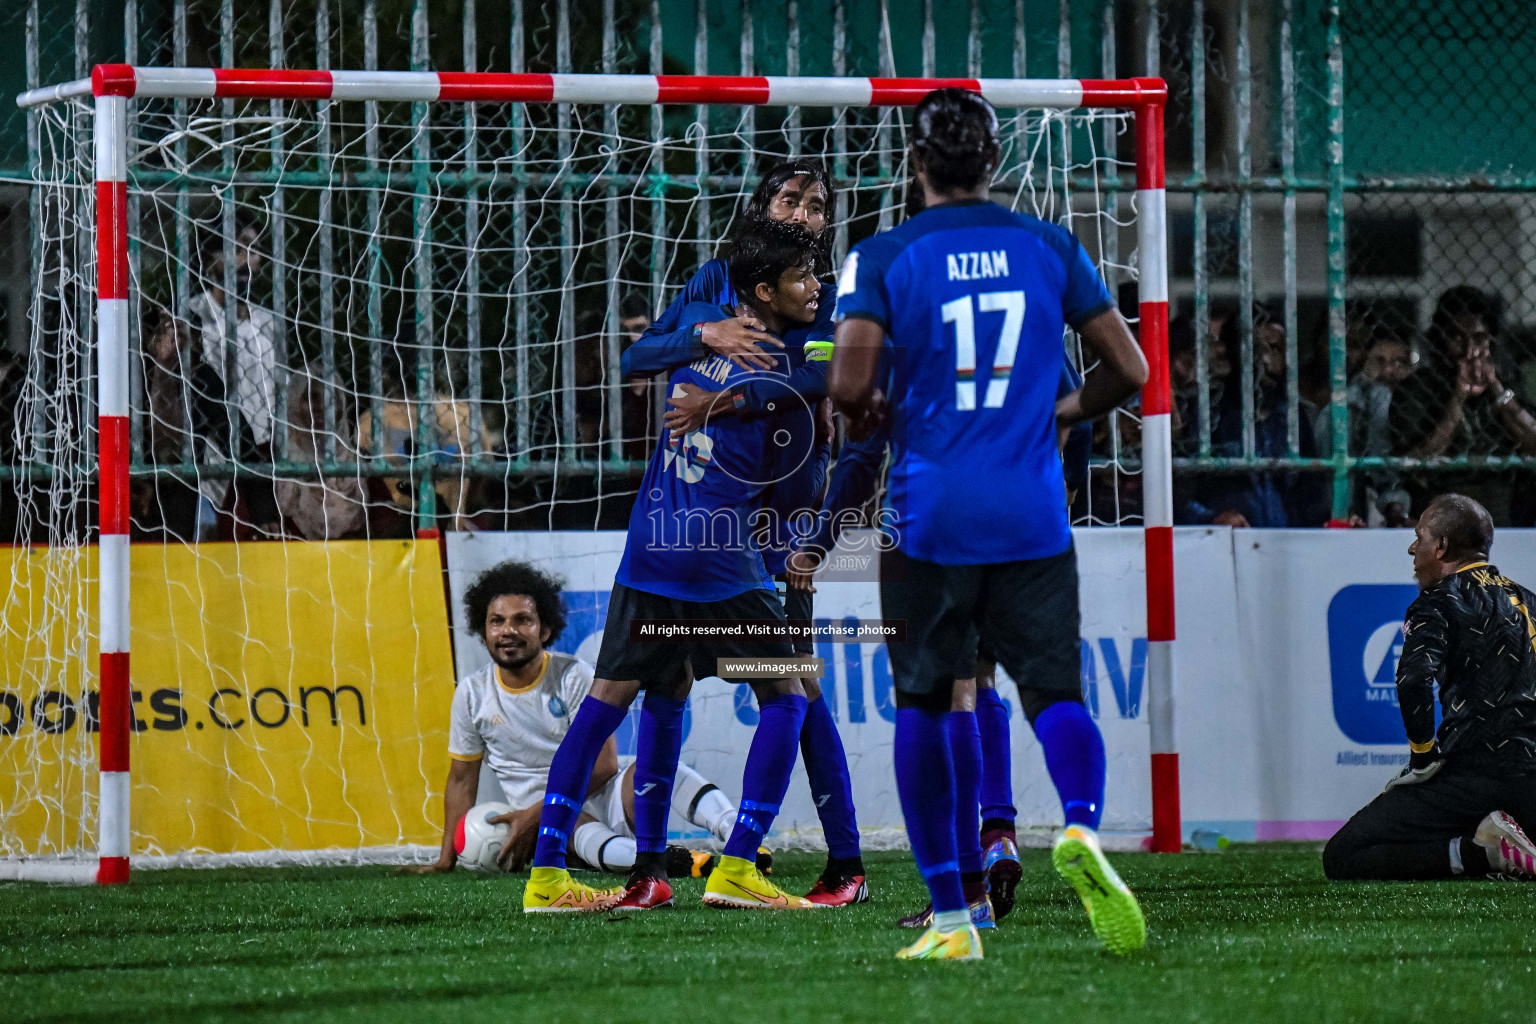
3, 90, 1141, 860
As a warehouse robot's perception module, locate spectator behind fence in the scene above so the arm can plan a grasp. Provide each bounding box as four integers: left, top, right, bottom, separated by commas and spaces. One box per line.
1390, 286, 1536, 525
1184, 304, 1326, 527
1169, 310, 1246, 526
1297, 356, 1332, 460
617, 291, 658, 461
1167, 314, 1232, 458
571, 308, 608, 453
357, 364, 497, 534
1349, 334, 1414, 526
133, 310, 230, 542
187, 219, 282, 536
274, 365, 367, 540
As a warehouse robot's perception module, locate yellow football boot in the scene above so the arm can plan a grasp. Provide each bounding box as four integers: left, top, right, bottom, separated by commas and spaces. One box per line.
1051, 825, 1147, 954
895, 925, 984, 961
701, 854, 819, 909
522, 867, 624, 914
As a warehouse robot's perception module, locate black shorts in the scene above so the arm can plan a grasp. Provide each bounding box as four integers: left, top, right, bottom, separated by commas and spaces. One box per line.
594, 582, 795, 684
775, 575, 815, 656
954, 629, 998, 679
881, 544, 1080, 699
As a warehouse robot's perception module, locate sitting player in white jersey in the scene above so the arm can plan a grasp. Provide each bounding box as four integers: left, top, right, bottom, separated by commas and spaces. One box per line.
414, 560, 744, 876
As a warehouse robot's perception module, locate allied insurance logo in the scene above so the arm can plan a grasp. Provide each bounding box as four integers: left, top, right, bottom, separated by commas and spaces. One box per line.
1327, 584, 1418, 744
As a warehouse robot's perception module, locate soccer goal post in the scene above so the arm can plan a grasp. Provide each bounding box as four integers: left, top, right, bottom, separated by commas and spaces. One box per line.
9, 66, 1176, 884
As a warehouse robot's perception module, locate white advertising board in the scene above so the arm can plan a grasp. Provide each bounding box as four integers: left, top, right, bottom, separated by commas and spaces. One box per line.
444, 527, 1536, 845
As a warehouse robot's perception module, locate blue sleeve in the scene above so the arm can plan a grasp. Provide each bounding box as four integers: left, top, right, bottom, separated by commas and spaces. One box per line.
808, 423, 888, 553
620, 260, 732, 379
732, 359, 829, 417
832, 244, 892, 330
727, 296, 837, 417
629, 300, 732, 376
1057, 234, 1116, 330
621, 324, 701, 379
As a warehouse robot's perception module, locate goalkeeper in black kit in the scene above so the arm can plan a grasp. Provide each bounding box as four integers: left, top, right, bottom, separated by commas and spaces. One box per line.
1325, 494, 1536, 881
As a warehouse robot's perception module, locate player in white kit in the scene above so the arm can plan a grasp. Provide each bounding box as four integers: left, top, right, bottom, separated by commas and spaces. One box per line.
416, 561, 744, 875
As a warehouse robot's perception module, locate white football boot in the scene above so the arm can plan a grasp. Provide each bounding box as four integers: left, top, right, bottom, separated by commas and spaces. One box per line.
1473, 811, 1536, 880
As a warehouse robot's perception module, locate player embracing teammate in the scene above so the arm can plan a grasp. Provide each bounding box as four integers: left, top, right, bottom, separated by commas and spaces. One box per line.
827, 88, 1151, 961
522, 218, 833, 913
621, 163, 875, 906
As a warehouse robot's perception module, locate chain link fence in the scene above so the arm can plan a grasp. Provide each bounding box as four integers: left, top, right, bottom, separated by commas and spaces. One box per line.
2, 0, 1535, 534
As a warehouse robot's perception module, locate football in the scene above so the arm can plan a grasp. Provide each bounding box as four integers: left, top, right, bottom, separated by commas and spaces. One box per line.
454, 802, 513, 872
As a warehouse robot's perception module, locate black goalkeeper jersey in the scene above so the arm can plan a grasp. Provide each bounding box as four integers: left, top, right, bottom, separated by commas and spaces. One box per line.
1397, 562, 1536, 773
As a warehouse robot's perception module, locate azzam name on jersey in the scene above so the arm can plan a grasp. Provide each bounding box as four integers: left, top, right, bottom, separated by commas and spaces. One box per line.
946, 249, 1011, 282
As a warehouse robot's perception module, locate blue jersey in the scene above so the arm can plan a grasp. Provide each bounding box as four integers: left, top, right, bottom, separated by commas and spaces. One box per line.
811, 359, 1084, 554
836, 200, 1113, 565
755, 319, 835, 575
622, 257, 838, 577
616, 302, 791, 602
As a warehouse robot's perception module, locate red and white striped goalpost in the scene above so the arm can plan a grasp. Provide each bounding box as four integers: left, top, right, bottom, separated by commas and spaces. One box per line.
22, 67, 1177, 881
1134, 101, 1181, 854
94, 87, 133, 885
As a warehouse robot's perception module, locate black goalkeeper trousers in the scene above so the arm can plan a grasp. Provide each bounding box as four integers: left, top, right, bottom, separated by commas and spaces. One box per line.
1323, 765, 1536, 881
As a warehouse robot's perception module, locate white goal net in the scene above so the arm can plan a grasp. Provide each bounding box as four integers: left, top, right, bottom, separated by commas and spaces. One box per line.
4, 77, 1150, 869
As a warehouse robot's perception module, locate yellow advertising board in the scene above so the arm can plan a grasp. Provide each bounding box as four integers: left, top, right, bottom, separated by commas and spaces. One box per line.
0, 540, 454, 856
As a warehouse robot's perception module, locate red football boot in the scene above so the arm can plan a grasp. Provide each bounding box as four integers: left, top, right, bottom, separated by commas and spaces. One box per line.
804, 872, 870, 907
610, 873, 675, 910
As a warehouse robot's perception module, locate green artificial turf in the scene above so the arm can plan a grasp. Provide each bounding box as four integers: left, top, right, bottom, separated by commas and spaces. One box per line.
2, 846, 1533, 1023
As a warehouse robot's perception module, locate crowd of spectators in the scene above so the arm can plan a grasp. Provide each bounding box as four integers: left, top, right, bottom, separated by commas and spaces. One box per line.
7, 211, 1536, 539
1163, 286, 1536, 529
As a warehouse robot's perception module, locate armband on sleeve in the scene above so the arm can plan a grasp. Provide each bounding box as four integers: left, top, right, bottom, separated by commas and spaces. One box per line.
802, 340, 834, 363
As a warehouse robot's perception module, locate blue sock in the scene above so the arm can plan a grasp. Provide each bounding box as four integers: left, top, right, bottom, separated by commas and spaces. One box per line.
800, 695, 862, 860
946, 710, 984, 875
633, 694, 686, 855
723, 692, 809, 862
895, 707, 965, 914
975, 687, 1016, 825
1033, 700, 1106, 830
532, 696, 627, 869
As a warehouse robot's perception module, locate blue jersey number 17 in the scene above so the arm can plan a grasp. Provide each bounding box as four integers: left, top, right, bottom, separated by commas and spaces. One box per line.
942, 289, 1026, 411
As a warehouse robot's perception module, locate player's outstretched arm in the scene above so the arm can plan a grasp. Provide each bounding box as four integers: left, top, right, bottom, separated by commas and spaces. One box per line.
664, 347, 824, 437
1056, 308, 1149, 427
730, 350, 829, 417
410, 757, 479, 873
622, 260, 725, 379
622, 260, 783, 378
724, 301, 838, 418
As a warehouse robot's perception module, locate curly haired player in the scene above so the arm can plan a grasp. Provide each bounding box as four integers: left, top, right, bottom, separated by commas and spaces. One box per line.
413, 560, 743, 879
